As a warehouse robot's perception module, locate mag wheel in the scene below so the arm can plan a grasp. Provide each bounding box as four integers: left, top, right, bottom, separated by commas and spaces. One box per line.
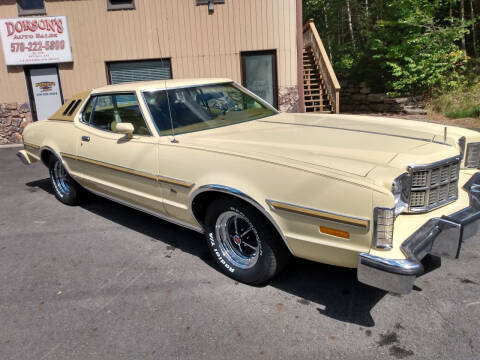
204, 198, 290, 285
49, 156, 81, 205
215, 210, 261, 269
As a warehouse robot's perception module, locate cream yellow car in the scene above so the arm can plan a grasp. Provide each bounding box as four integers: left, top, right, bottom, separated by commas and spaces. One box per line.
17, 78, 480, 294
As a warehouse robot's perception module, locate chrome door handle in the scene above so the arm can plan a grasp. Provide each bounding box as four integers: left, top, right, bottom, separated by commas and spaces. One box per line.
81, 136, 90, 142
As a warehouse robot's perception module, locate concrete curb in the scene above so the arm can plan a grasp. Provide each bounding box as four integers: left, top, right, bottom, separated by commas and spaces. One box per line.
0, 144, 23, 149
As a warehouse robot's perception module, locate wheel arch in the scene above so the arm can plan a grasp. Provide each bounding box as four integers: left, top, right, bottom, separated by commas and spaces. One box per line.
189, 184, 294, 255
39, 146, 73, 177
39, 146, 63, 166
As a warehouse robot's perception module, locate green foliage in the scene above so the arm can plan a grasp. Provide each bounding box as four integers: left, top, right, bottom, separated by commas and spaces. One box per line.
369, 1, 470, 96
303, 0, 478, 97
446, 106, 480, 118
431, 83, 480, 118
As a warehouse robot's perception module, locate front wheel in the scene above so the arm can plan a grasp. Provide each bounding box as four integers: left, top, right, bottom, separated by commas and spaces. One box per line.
204, 198, 290, 285
49, 156, 81, 205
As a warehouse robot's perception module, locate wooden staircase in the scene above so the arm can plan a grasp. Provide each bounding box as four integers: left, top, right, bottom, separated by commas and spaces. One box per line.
302, 19, 340, 113
303, 48, 332, 113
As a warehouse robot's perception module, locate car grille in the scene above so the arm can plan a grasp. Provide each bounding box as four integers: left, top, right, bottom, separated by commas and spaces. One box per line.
408, 156, 461, 212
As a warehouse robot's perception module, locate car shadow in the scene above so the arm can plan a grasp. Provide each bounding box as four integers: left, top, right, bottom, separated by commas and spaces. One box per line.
27, 178, 387, 327
270, 260, 386, 327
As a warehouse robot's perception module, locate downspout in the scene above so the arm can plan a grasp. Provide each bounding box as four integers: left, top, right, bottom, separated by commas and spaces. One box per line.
296, 0, 305, 113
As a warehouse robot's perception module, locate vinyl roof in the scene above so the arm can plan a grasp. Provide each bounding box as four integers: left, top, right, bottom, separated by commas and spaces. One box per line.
48, 90, 91, 122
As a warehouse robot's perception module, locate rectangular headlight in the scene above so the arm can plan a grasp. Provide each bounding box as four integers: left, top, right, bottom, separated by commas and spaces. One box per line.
373, 207, 394, 249
465, 142, 480, 168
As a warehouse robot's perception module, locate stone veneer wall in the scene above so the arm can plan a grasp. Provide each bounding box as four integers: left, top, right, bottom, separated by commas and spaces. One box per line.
0, 102, 32, 145
340, 82, 426, 115
278, 86, 299, 113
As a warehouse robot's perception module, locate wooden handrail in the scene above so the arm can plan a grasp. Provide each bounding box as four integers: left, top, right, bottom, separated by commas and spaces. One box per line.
303, 19, 341, 113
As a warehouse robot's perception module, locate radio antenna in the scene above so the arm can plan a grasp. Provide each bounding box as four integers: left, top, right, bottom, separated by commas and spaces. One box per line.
165, 80, 178, 143
156, 27, 177, 143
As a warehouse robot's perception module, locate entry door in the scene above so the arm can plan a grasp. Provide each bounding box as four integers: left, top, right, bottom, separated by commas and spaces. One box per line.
25, 66, 63, 121
241, 50, 278, 108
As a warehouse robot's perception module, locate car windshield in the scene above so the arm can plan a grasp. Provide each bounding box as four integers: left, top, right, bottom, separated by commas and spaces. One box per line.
143, 83, 277, 136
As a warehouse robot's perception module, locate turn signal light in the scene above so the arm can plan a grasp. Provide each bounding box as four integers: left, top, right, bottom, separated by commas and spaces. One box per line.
373, 207, 394, 249
465, 142, 480, 168
320, 226, 350, 239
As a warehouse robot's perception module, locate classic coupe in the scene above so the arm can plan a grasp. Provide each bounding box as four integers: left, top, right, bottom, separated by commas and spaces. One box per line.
17, 78, 480, 294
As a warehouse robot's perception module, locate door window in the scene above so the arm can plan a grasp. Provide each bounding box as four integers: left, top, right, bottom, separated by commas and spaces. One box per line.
82, 93, 150, 135
90, 95, 115, 130
241, 50, 278, 108
81, 97, 95, 124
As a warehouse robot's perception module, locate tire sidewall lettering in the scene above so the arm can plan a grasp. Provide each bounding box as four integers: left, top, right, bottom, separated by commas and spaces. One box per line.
209, 232, 235, 273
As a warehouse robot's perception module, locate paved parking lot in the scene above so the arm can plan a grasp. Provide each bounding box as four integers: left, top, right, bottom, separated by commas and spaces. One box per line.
1, 146, 479, 360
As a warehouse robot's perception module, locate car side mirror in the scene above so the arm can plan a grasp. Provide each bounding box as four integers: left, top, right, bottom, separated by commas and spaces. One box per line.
115, 122, 134, 136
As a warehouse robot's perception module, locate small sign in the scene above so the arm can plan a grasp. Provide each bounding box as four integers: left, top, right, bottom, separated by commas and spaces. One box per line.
29, 67, 63, 121
0, 16, 72, 66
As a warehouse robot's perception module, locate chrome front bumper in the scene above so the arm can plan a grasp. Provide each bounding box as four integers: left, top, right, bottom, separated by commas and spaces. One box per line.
357, 173, 480, 294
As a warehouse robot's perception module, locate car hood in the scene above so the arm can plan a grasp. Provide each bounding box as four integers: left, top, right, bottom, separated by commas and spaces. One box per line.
181, 113, 460, 177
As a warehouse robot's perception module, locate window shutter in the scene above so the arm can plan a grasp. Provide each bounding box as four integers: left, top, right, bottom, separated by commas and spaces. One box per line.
108, 60, 172, 84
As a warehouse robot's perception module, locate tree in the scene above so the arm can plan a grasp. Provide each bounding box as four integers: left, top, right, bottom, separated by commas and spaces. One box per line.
303, 0, 477, 96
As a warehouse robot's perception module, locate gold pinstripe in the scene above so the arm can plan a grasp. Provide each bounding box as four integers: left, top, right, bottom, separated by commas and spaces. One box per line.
267, 200, 370, 229
24, 142, 40, 149
60, 152, 194, 188
60, 152, 76, 160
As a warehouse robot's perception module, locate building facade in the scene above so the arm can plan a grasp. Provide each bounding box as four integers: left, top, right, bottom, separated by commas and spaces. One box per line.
0, 0, 305, 144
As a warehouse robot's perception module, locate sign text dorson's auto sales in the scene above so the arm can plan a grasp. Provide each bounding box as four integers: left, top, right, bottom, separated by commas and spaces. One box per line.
0, 16, 72, 66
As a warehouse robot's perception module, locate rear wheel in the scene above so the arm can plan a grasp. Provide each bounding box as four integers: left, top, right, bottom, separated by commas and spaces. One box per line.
204, 198, 290, 284
48, 156, 81, 205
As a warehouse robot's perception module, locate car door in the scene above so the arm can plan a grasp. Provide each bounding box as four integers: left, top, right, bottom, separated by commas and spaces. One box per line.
74, 92, 166, 215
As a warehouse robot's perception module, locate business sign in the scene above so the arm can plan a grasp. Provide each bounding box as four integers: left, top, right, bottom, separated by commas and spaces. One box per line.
0, 16, 72, 66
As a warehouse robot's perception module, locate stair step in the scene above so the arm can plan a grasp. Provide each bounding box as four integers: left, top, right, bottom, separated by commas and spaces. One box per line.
305, 107, 331, 112
305, 97, 325, 100
305, 97, 328, 101
305, 96, 328, 101
305, 105, 330, 109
